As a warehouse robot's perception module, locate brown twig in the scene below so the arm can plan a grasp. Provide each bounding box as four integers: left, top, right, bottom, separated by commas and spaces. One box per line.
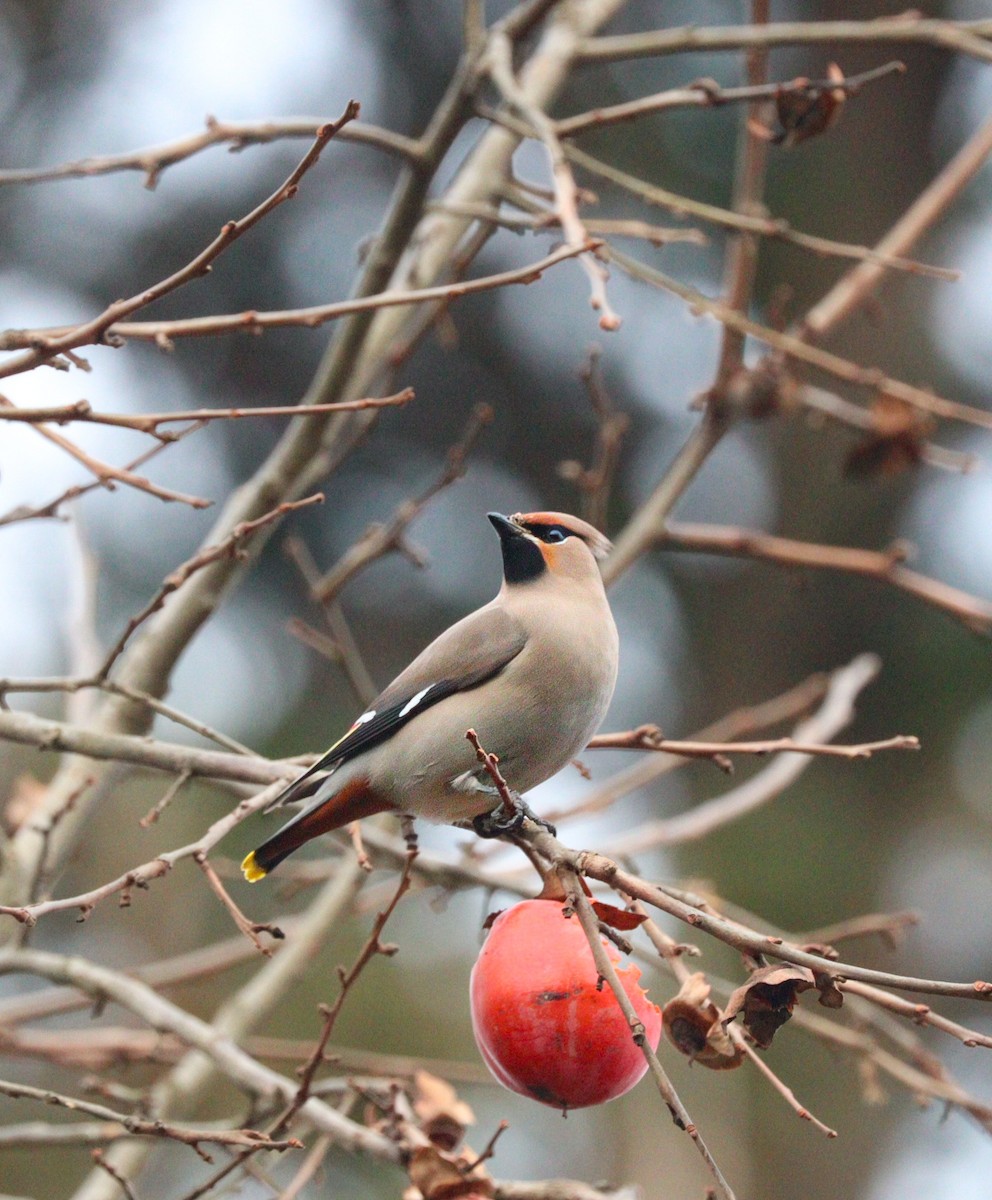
194, 853, 285, 955
659, 520, 992, 634
465, 729, 518, 815
0, 705, 294, 789
598, 653, 885, 852
842, 979, 992, 1051
0, 1079, 301, 1161
728, 1029, 838, 1139
555, 61, 905, 136
0, 397, 213, 508
138, 771, 194, 829
0, 674, 256, 754
793, 1005, 992, 1135
428, 198, 709, 247
802, 112, 992, 339
0, 105, 360, 379
483, 110, 957, 282
557, 346, 629, 529
607, 246, 992, 433
270, 839, 419, 1137
0, 390, 415, 436
587, 727, 919, 760
712, 0, 770, 391
91, 1150, 140, 1200
0, 946, 398, 1159
0, 778, 288, 926
486, 32, 620, 329
563, 878, 736, 1200
493, 1182, 638, 1200
277, 1133, 333, 1200
553, 840, 992, 1002
0, 117, 419, 190
21, 776, 94, 912
96, 492, 325, 680
797, 910, 920, 952
573, 18, 992, 66
0, 421, 206, 527
0, 242, 599, 350
312, 403, 493, 602
546, 667, 832, 824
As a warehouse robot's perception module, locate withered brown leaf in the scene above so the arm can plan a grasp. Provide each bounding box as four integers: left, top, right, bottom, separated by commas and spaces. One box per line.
412, 1070, 475, 1151
407, 1145, 494, 1200
723, 964, 816, 1049
845, 394, 934, 478
591, 900, 648, 932
773, 63, 847, 148
3, 773, 49, 834
662, 973, 745, 1071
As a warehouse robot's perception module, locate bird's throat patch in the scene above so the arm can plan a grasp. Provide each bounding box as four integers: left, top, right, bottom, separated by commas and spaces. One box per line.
500, 534, 546, 583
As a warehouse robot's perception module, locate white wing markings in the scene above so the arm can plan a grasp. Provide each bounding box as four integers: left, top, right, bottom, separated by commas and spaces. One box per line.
399, 686, 432, 719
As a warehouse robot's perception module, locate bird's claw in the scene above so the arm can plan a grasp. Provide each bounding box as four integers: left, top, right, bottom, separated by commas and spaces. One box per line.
473, 795, 557, 839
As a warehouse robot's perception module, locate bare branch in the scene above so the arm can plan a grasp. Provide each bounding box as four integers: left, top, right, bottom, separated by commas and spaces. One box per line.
564, 879, 736, 1200
574, 18, 992, 66
0, 1079, 302, 1159
0, 242, 598, 350
271, 840, 418, 1136
96, 493, 325, 680
659, 520, 992, 634
194, 853, 285, 955
803, 112, 992, 339
0, 390, 414, 434
483, 110, 958, 281
555, 61, 905, 137
598, 653, 885, 852
729, 1030, 838, 1138
556, 842, 992, 1002
312, 403, 493, 602
0, 107, 359, 380
588, 727, 919, 761
0, 117, 419, 190
487, 31, 620, 328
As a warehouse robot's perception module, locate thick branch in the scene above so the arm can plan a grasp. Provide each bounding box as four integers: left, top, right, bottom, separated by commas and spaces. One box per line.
575, 18, 992, 65
0, 947, 397, 1159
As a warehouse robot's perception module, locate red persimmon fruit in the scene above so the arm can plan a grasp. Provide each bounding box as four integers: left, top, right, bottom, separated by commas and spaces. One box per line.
470, 898, 662, 1111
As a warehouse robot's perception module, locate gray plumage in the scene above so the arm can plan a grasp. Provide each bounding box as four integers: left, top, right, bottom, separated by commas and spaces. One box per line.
243, 510, 618, 879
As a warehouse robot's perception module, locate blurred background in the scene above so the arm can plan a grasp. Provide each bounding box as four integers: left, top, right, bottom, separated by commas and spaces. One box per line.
1, 1, 991, 1197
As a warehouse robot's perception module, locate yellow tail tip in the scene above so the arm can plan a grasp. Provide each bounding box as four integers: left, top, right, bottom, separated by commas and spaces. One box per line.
241, 851, 267, 883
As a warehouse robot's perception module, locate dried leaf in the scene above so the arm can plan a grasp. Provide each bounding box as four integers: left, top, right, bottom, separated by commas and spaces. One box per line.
773, 63, 847, 147
723, 964, 816, 1049
813, 971, 845, 1010
3, 774, 49, 833
407, 1145, 494, 1200
591, 900, 648, 932
662, 973, 745, 1071
845, 395, 934, 478
413, 1070, 475, 1151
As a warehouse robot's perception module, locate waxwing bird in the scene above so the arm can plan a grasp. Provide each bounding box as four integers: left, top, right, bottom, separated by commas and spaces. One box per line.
241, 511, 618, 881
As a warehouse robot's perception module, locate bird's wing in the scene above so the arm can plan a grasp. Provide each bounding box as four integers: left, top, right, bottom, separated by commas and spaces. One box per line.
268, 603, 527, 809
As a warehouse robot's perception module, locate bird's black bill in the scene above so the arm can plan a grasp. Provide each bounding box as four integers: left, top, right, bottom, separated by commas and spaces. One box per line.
488, 512, 545, 584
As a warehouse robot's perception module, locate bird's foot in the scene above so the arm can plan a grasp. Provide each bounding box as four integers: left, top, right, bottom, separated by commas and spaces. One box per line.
473, 794, 557, 839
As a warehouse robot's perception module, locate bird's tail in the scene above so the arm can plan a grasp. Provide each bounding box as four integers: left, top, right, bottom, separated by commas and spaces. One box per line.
242, 775, 389, 881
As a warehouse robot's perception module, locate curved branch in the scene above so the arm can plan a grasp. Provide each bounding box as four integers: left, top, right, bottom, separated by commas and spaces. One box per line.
0, 947, 398, 1160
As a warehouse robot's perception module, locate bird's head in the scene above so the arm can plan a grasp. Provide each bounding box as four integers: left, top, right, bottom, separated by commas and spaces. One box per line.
488, 510, 612, 587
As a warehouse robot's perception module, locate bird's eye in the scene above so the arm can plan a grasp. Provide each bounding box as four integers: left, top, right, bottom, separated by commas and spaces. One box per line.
545, 529, 566, 543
